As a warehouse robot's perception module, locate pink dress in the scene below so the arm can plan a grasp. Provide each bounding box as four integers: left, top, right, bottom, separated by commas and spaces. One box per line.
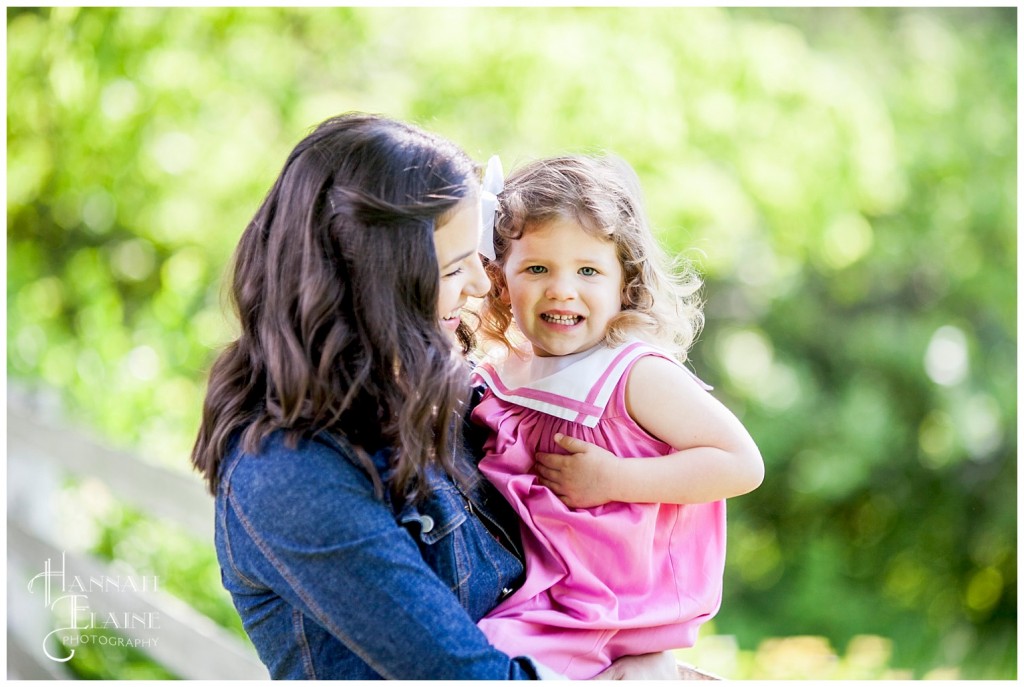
471, 340, 726, 679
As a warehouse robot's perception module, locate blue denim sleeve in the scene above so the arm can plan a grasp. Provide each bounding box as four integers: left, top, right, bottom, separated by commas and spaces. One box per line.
219, 433, 539, 680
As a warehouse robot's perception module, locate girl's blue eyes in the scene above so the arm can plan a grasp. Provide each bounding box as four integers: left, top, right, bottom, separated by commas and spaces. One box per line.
524, 266, 600, 276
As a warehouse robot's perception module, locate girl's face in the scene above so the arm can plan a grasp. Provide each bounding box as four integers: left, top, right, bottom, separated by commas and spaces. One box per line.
501, 218, 624, 358
434, 196, 490, 343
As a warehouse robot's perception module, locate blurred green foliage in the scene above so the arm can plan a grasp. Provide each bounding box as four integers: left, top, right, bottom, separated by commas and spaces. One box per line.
7, 6, 1016, 679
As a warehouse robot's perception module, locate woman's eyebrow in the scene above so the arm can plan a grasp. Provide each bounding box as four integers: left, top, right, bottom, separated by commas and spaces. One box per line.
442, 250, 474, 270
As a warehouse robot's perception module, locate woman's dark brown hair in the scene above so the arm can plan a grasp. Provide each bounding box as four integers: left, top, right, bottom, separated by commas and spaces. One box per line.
191, 113, 479, 502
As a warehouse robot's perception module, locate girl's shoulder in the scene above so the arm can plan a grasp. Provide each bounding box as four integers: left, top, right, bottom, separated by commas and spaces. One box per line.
624, 349, 712, 391
621, 351, 715, 429
600, 338, 712, 396
602, 342, 709, 421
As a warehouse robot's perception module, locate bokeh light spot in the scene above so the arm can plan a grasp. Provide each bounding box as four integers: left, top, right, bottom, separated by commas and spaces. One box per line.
125, 345, 161, 381
100, 78, 140, 121
924, 325, 968, 386
961, 393, 1001, 460
965, 567, 1003, 613
822, 213, 874, 269
110, 239, 156, 282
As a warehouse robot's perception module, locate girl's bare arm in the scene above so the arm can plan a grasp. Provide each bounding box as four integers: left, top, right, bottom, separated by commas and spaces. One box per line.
534, 356, 763, 508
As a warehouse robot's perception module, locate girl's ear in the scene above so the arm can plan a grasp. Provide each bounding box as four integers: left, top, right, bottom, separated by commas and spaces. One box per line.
496, 274, 512, 306
488, 263, 512, 305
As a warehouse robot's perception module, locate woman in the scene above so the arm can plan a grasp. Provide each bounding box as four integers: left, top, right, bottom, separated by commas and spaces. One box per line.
190, 113, 677, 679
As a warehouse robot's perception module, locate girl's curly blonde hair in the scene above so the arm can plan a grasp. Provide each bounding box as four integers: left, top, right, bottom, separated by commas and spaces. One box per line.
478, 154, 704, 362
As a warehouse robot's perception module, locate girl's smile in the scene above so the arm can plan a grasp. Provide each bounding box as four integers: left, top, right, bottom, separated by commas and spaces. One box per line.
540, 310, 584, 327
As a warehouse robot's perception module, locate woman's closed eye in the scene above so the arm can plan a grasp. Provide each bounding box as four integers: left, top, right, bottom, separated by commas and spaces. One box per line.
442, 267, 464, 279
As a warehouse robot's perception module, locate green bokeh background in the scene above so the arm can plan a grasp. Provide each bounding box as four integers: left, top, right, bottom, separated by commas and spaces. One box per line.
7, 6, 1016, 679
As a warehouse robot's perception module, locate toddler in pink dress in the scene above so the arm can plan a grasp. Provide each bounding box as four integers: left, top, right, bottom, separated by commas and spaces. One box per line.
471, 154, 764, 678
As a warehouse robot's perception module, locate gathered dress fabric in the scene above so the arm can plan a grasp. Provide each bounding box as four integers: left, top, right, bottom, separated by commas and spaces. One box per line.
472, 340, 726, 679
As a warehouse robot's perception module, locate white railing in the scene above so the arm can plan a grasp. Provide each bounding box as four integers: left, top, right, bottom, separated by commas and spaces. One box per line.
7, 388, 267, 680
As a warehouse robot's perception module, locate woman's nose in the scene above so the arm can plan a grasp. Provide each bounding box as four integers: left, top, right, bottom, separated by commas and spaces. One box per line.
465, 253, 490, 298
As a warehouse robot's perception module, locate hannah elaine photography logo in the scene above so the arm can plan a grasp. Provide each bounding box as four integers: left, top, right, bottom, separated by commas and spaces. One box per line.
27, 552, 161, 662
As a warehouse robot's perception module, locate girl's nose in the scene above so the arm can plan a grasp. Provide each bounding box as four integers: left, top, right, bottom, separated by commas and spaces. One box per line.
545, 274, 577, 301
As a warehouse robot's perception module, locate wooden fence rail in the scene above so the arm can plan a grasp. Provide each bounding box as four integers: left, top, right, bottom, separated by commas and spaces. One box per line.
7, 389, 267, 680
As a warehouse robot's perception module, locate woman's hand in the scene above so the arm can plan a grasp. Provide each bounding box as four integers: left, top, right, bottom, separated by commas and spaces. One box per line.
533, 433, 621, 509
592, 652, 722, 680
591, 651, 681, 680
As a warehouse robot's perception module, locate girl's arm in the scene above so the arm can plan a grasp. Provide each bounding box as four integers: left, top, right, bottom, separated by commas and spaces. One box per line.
534, 356, 764, 508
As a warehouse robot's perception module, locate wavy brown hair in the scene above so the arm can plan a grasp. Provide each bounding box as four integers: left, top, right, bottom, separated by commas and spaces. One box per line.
192, 113, 479, 502
479, 154, 704, 362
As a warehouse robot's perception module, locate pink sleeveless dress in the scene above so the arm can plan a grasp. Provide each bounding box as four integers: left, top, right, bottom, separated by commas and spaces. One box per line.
471, 340, 726, 679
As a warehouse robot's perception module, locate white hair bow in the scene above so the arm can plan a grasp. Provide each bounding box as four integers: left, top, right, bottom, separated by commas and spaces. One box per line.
478, 155, 504, 261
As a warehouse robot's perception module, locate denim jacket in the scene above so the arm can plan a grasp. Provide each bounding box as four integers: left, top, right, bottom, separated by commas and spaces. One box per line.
214, 423, 540, 679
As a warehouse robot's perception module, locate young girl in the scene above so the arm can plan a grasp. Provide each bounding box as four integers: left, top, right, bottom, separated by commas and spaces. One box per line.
471, 154, 765, 679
